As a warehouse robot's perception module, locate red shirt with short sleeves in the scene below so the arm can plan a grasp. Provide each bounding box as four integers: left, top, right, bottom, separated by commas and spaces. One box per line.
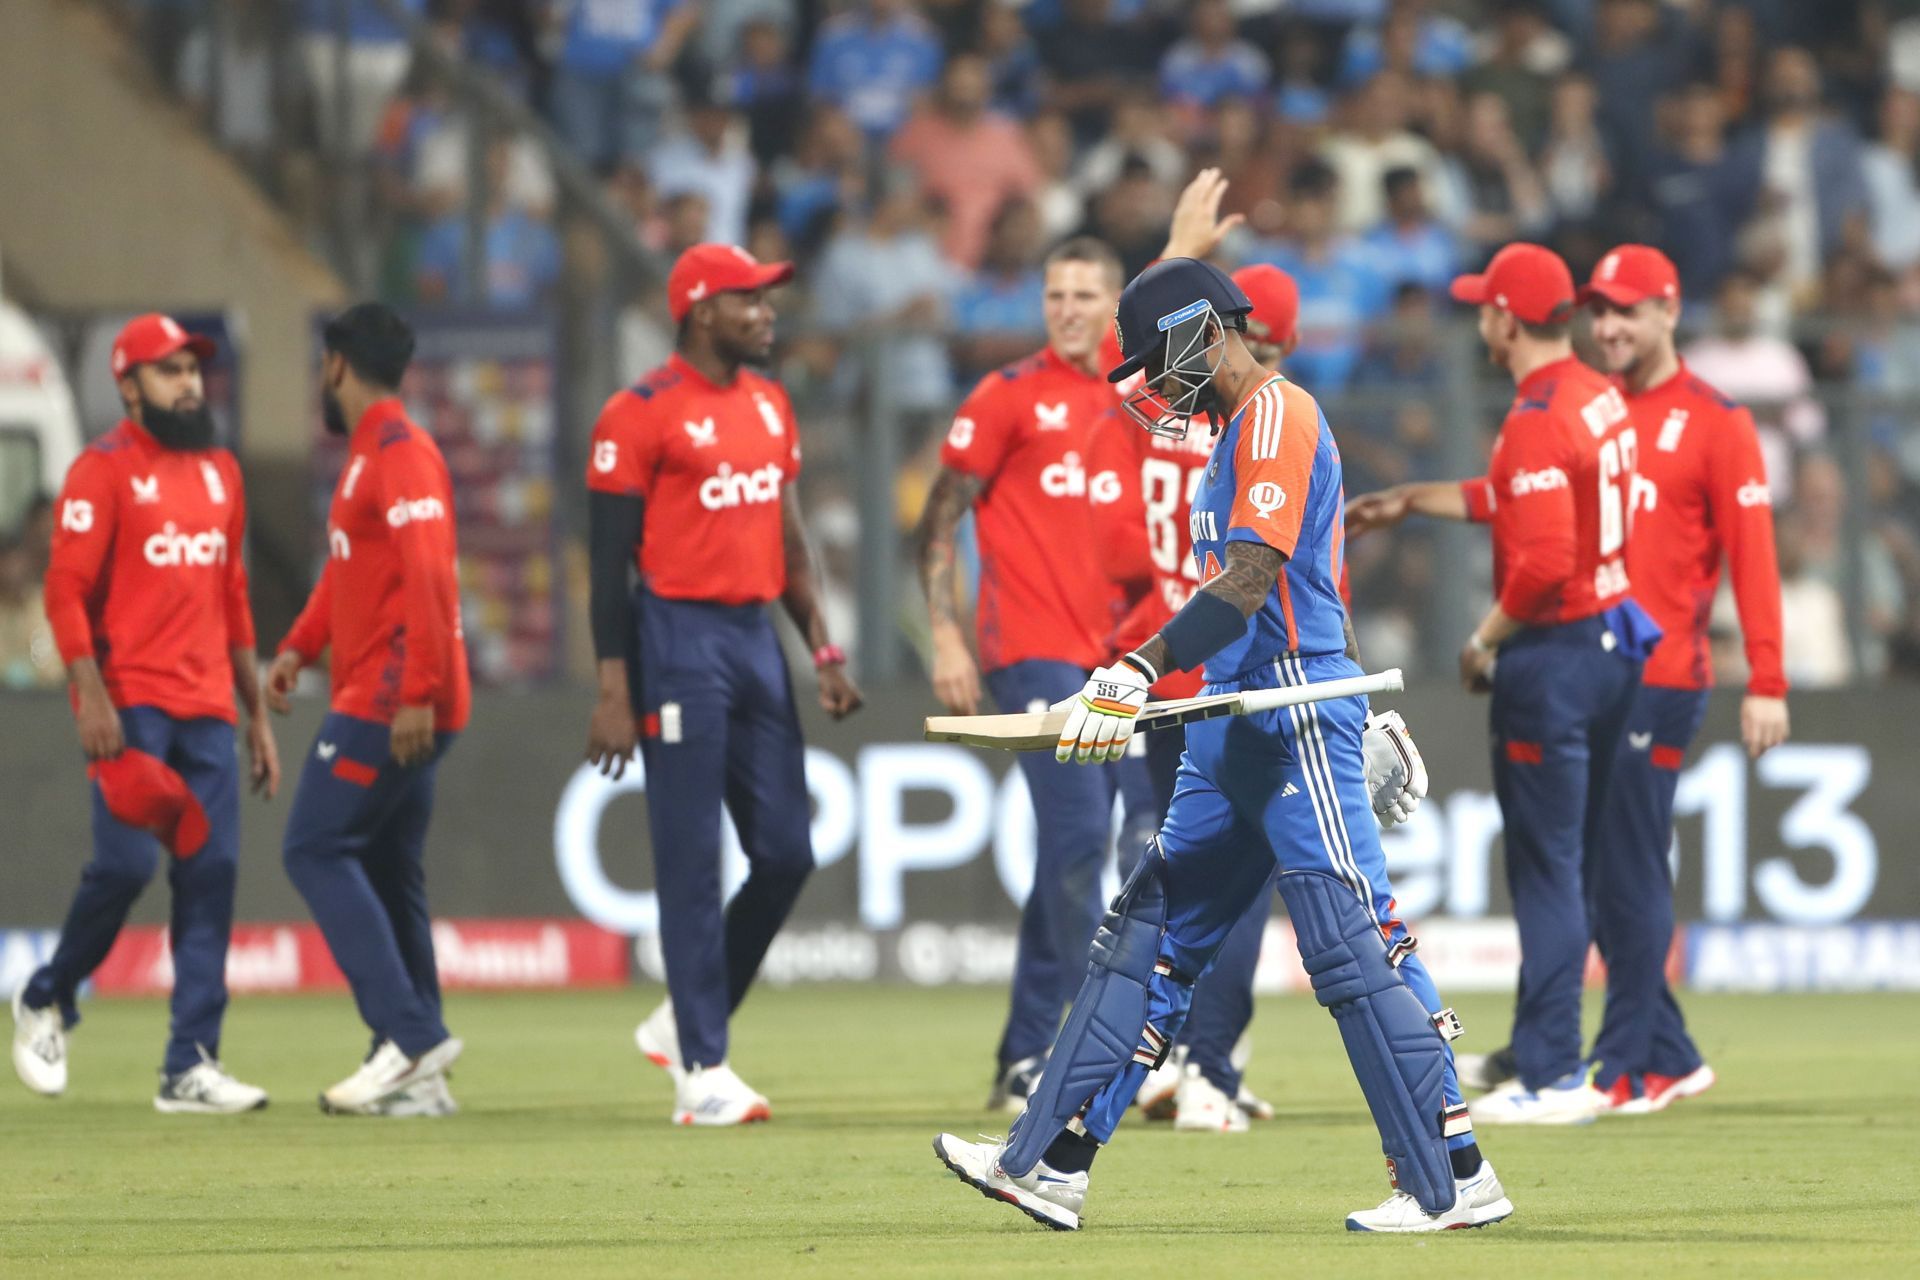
279, 398, 470, 731
1622, 363, 1786, 696
585, 353, 800, 606
43, 421, 254, 723
1087, 407, 1209, 698
941, 346, 1124, 672
1461, 356, 1638, 627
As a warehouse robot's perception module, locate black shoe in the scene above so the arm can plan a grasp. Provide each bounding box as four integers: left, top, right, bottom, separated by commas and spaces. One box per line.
986, 1055, 1043, 1113
1456, 1044, 1519, 1092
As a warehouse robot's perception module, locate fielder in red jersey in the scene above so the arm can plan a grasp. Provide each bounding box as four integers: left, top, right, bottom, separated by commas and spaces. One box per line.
1348, 243, 1659, 1122
266, 305, 467, 1114
16, 314, 277, 1110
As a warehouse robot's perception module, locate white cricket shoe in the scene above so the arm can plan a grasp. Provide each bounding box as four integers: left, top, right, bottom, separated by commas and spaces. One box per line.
1172, 1063, 1249, 1133
319, 1036, 463, 1115
368, 1072, 459, 1117
1134, 1045, 1184, 1120
11, 984, 66, 1097
673, 1062, 770, 1126
154, 1051, 269, 1114
634, 999, 685, 1084
1468, 1073, 1606, 1126
1345, 1159, 1514, 1232
932, 1133, 1086, 1231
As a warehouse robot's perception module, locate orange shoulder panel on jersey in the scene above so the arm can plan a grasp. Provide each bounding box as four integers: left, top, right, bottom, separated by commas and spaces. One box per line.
1228, 379, 1319, 559
585, 388, 658, 498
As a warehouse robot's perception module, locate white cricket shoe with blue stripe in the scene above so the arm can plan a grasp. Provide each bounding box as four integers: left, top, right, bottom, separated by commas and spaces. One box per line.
932, 1133, 1086, 1231
1345, 1160, 1514, 1233
1468, 1071, 1607, 1126
673, 1062, 770, 1126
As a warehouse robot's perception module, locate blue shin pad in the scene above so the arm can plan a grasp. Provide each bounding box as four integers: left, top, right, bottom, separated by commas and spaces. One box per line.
1281, 870, 1457, 1214
998, 849, 1184, 1177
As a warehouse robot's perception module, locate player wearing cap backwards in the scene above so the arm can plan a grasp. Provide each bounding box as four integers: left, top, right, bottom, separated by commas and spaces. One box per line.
933, 257, 1499, 1233
1347, 243, 1661, 1126
1452, 245, 1786, 1112
267, 304, 469, 1117
584, 244, 862, 1126
12, 314, 278, 1112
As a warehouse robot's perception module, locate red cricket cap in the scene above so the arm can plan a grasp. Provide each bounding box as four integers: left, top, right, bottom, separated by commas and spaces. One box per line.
1233, 264, 1300, 348
1578, 243, 1681, 308
89, 749, 211, 858
1449, 243, 1575, 325
666, 243, 795, 323
111, 313, 216, 379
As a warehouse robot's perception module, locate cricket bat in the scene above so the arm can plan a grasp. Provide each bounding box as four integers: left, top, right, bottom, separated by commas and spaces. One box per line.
924, 669, 1406, 752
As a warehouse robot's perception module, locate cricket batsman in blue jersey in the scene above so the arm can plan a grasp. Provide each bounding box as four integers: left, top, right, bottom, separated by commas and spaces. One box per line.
932, 258, 1510, 1233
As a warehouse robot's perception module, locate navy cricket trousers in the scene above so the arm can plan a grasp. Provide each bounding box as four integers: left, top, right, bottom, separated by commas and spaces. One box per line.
631, 589, 813, 1070
1586, 684, 1708, 1085
282, 712, 454, 1058
1144, 722, 1273, 1098
985, 660, 1118, 1069
1489, 614, 1643, 1089
26, 707, 239, 1076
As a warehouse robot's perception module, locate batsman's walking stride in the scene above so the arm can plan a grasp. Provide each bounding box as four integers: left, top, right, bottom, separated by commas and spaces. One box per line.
934, 257, 1503, 1232
268, 304, 470, 1118
12, 315, 279, 1112
584, 243, 861, 1127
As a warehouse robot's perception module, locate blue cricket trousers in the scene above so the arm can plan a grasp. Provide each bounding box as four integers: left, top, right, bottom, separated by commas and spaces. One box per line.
1489, 614, 1643, 1089
26, 706, 239, 1076
631, 588, 813, 1070
985, 659, 1119, 1069
1586, 684, 1708, 1085
282, 712, 454, 1058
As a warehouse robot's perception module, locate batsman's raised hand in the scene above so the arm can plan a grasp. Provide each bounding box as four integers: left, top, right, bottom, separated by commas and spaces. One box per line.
1162, 167, 1245, 261
1055, 657, 1153, 765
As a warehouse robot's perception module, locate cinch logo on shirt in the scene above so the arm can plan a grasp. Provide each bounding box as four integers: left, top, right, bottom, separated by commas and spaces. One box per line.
1510, 466, 1570, 497
386, 496, 447, 527
143, 522, 228, 567
698, 461, 783, 510
328, 525, 351, 560
1736, 480, 1772, 508
1087, 468, 1123, 505
1039, 451, 1090, 498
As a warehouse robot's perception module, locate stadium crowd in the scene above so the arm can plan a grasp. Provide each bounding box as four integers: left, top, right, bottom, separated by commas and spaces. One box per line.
49, 0, 1920, 685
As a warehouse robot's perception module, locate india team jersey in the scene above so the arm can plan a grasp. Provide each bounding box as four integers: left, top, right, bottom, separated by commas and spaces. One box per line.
43, 420, 253, 723
1087, 406, 1210, 698
1461, 355, 1638, 627
1623, 364, 1786, 696
586, 352, 800, 606
1186, 376, 1350, 680
941, 346, 1124, 671
279, 398, 470, 732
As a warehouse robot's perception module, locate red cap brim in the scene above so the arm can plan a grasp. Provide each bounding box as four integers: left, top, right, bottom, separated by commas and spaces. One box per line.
1576, 280, 1651, 308
1448, 273, 1489, 306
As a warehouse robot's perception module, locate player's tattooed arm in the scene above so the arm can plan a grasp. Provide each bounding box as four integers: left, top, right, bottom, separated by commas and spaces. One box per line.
1131, 541, 1286, 676
916, 466, 987, 715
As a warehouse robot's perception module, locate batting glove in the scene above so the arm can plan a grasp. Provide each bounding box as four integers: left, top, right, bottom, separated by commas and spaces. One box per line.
1055, 655, 1155, 765
1363, 709, 1429, 828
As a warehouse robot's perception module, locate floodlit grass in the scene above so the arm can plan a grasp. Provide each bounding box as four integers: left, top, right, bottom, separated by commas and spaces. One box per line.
3, 986, 1916, 1277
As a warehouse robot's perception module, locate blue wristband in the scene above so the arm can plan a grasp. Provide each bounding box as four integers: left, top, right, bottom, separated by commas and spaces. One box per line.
1158, 589, 1248, 673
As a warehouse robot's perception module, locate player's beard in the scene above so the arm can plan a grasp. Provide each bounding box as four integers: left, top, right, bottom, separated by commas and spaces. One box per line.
142, 395, 216, 450
321, 383, 349, 436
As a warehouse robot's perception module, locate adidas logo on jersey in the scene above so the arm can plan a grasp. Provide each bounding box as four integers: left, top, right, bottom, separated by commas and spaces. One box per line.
386, 496, 447, 527
1510, 466, 1569, 497
698, 462, 783, 510
143, 523, 228, 568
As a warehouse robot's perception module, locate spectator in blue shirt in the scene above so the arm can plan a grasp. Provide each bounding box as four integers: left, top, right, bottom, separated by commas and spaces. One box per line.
806, 0, 944, 141
1338, 0, 1475, 87
722, 18, 806, 164
1159, 0, 1271, 113
980, 3, 1042, 120
1361, 166, 1459, 296
415, 139, 562, 310
1241, 160, 1389, 391
949, 198, 1048, 383
772, 107, 867, 257
547, 0, 697, 172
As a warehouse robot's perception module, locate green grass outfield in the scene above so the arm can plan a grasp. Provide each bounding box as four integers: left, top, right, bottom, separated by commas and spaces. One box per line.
3, 987, 1916, 1277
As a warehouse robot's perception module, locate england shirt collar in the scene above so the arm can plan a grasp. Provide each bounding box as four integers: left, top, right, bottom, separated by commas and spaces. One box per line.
351, 396, 407, 444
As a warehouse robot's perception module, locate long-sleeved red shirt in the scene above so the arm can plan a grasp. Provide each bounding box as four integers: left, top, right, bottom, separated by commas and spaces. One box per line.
1620, 362, 1786, 697
279, 398, 470, 731
42, 420, 253, 723
1462, 355, 1637, 627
